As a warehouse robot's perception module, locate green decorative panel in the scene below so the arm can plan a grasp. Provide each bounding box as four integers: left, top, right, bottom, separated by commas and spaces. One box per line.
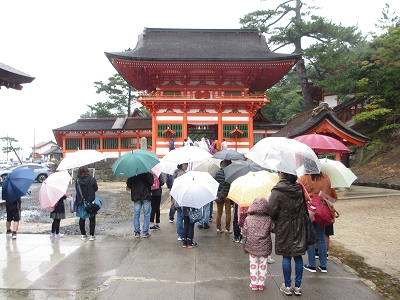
223, 124, 248, 138
103, 138, 118, 149
158, 124, 182, 138
66, 139, 82, 150
84, 138, 100, 149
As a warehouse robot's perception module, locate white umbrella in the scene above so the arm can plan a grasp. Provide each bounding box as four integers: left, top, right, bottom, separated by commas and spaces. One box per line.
245, 137, 321, 176
57, 150, 107, 170
38, 170, 72, 209
162, 146, 212, 165
192, 157, 222, 177
159, 159, 181, 175
170, 171, 219, 209
320, 158, 357, 188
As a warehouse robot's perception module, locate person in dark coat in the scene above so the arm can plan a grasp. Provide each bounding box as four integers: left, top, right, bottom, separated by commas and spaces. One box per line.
75, 166, 98, 241
268, 171, 308, 296
242, 197, 275, 291
127, 172, 154, 238
50, 194, 66, 238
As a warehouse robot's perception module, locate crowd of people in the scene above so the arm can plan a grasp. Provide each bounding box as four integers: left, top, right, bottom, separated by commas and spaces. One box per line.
3, 138, 334, 297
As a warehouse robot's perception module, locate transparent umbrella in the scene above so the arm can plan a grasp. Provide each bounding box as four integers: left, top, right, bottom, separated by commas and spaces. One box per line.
245, 137, 321, 176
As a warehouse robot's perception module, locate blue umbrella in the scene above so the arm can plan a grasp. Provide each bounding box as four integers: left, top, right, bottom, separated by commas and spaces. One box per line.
2, 167, 34, 203
112, 150, 160, 178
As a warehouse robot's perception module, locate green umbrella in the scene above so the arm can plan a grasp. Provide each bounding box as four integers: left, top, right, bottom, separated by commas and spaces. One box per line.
112, 150, 160, 177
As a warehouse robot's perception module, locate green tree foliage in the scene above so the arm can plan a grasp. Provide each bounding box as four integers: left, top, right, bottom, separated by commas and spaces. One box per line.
262, 70, 304, 123
240, 0, 363, 112
353, 24, 400, 135
1, 136, 21, 154
82, 73, 137, 118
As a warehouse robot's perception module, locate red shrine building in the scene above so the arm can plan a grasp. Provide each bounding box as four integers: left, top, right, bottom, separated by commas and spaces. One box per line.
54, 29, 299, 157
104, 28, 300, 156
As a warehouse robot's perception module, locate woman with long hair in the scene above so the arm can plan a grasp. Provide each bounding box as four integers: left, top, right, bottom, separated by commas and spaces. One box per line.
298, 172, 331, 273
75, 166, 98, 241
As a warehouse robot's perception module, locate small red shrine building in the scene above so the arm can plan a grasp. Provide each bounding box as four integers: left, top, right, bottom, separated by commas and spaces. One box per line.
105, 28, 300, 156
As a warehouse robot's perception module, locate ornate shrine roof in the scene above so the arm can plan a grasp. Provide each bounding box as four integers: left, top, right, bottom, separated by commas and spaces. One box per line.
105, 28, 300, 62
0, 62, 35, 90
273, 103, 370, 146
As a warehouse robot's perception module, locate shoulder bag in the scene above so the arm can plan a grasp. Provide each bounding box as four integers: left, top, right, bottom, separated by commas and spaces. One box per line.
188, 208, 202, 224
77, 181, 101, 214
85, 196, 102, 214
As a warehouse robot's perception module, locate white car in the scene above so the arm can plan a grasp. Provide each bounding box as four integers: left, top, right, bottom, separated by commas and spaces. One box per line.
0, 161, 12, 170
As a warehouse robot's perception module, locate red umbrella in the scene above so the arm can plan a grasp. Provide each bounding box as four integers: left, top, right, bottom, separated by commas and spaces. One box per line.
294, 134, 350, 153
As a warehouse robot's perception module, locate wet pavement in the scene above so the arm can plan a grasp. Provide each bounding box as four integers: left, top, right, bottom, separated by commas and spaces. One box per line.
1, 185, 398, 299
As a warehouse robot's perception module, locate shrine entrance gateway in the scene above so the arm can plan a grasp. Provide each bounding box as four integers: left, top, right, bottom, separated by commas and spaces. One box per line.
105, 28, 300, 156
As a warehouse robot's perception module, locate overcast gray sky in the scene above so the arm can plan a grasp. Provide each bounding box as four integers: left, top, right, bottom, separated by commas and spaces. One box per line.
1, 0, 398, 161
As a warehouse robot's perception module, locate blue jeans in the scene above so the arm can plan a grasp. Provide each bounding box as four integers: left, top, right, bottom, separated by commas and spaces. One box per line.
307, 223, 327, 268
175, 207, 183, 237
133, 200, 151, 235
282, 255, 303, 288
182, 216, 194, 245
198, 202, 210, 226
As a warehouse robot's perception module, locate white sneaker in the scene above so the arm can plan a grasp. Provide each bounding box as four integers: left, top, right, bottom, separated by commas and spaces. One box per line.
267, 256, 275, 264
81, 235, 88, 240
55, 233, 64, 238
89, 235, 96, 241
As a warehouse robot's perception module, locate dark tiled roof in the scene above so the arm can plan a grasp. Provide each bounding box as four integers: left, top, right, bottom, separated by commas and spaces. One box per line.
41, 146, 62, 155
53, 117, 152, 131
105, 28, 300, 62
273, 103, 370, 143
0, 62, 35, 90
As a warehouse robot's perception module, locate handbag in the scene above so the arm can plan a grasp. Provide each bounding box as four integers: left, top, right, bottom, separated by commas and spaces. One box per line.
311, 195, 334, 226
85, 196, 102, 214
188, 208, 202, 224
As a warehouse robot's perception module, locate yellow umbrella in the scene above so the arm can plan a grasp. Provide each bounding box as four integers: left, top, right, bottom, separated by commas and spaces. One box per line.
227, 171, 279, 207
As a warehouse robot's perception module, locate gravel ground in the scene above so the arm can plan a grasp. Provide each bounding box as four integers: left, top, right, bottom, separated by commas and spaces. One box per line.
0, 181, 171, 237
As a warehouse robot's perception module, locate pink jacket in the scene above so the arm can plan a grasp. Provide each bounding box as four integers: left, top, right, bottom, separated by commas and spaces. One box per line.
242, 197, 275, 257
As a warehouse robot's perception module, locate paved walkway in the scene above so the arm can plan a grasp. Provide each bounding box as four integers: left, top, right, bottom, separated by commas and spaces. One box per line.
1, 186, 396, 299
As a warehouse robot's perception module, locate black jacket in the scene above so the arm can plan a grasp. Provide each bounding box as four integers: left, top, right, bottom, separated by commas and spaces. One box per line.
127, 172, 153, 202
53, 195, 67, 214
76, 175, 98, 205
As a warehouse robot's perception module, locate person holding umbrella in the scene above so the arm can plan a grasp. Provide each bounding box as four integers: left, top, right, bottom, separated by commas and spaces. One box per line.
75, 166, 98, 241
171, 163, 188, 241
50, 195, 67, 238
126, 172, 154, 238
5, 197, 21, 239
298, 172, 332, 273
268, 171, 308, 296
2, 167, 35, 240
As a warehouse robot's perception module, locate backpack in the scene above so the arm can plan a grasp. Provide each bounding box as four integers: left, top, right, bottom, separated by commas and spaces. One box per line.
151, 174, 160, 190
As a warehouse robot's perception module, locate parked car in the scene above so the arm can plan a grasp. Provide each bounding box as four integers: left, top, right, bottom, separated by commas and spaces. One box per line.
0, 161, 12, 170
0, 163, 53, 183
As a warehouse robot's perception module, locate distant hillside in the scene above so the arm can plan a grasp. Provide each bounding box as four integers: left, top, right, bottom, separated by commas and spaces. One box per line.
351, 131, 400, 186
